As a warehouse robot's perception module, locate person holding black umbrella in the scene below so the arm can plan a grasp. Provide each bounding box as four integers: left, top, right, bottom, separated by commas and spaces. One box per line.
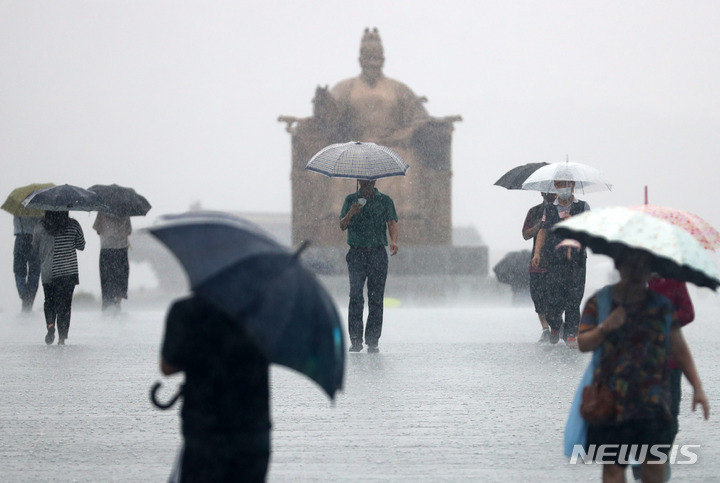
339, 179, 398, 353
160, 295, 271, 483
32, 211, 86, 345
522, 192, 556, 342
93, 212, 131, 313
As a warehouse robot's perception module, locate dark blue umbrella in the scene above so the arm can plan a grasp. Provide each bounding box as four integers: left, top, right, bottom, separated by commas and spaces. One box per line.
148, 211, 344, 399
22, 184, 108, 212
493, 162, 548, 190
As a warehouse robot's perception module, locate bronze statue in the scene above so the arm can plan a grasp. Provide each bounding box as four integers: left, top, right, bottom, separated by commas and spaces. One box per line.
280, 28, 461, 246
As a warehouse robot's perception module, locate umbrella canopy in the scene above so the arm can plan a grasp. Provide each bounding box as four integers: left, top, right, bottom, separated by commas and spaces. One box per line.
493, 250, 531, 286
552, 207, 720, 290
1, 183, 55, 217
87, 184, 151, 217
522, 161, 612, 194
628, 204, 720, 252
148, 211, 345, 399
305, 141, 409, 180
493, 162, 548, 190
22, 184, 108, 212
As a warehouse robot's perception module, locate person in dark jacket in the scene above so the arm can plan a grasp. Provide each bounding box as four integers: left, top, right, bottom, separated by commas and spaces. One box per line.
522, 192, 556, 342
161, 295, 271, 483
13, 215, 41, 313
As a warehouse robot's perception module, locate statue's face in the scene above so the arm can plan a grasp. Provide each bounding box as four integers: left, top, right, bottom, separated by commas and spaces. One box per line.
359, 44, 384, 80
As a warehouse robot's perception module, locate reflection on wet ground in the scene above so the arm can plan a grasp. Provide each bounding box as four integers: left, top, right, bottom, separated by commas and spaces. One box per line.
1, 301, 718, 482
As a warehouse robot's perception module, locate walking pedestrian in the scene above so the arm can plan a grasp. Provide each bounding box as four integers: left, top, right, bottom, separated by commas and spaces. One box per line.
577, 248, 709, 483
160, 295, 271, 483
32, 211, 85, 345
13, 215, 41, 313
339, 179, 398, 353
93, 212, 131, 312
522, 192, 556, 342
630, 275, 695, 481
531, 180, 590, 347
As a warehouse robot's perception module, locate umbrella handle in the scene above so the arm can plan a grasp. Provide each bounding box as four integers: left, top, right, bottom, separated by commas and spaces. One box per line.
293, 240, 311, 260
150, 381, 184, 410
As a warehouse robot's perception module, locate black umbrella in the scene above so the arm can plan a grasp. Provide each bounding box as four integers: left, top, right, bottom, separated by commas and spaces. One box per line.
21, 184, 108, 212
493, 250, 531, 286
87, 184, 151, 217
147, 211, 345, 399
494, 162, 549, 190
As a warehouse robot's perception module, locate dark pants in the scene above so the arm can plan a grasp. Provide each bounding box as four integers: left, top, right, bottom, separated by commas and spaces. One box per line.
545, 260, 586, 338
43, 276, 76, 339
175, 435, 270, 483
529, 270, 550, 315
346, 247, 388, 346
99, 248, 129, 309
13, 234, 40, 311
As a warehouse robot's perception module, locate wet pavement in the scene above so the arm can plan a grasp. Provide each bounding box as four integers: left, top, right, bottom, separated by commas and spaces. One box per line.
1, 296, 718, 482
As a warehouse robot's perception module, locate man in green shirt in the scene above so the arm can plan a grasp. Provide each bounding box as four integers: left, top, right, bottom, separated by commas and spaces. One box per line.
339, 179, 399, 353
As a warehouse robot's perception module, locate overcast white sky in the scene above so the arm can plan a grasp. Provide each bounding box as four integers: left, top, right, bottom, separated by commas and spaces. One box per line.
2, 1, 720, 307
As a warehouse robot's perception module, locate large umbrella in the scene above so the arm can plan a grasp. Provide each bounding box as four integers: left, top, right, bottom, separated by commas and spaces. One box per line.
628, 204, 720, 252
87, 184, 151, 217
147, 211, 345, 399
522, 161, 612, 194
305, 141, 409, 180
552, 207, 720, 290
22, 184, 108, 212
1, 183, 55, 217
493, 162, 548, 190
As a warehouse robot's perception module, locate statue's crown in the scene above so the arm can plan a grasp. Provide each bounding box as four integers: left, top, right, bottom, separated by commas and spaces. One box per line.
360, 27, 383, 53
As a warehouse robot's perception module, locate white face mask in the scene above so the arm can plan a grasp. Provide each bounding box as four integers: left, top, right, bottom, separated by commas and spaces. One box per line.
556, 187, 573, 199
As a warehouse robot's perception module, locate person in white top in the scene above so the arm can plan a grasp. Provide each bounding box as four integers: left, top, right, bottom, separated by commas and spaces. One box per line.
93, 212, 132, 312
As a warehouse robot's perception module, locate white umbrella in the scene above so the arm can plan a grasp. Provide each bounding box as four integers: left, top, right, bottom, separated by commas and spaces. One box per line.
305, 141, 409, 180
522, 161, 612, 194
552, 206, 720, 290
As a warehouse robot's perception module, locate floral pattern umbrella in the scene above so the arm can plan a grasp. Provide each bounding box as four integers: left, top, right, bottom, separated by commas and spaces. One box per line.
552, 207, 720, 290
629, 204, 720, 252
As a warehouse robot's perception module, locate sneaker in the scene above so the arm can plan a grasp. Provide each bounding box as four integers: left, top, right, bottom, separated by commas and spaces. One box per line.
45, 325, 55, 345
58, 338, 66, 346
348, 343, 363, 352
367, 344, 379, 353
565, 336, 578, 349
538, 328, 550, 343
549, 329, 560, 344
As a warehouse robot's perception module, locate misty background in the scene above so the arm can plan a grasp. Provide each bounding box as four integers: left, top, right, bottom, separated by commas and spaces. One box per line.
2, 1, 720, 311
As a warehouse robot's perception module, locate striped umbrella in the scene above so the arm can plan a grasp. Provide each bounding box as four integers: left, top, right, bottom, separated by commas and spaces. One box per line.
305, 141, 409, 180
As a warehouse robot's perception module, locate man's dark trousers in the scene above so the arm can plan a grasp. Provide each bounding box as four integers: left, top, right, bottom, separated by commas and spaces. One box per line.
13, 234, 40, 310
346, 247, 388, 346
